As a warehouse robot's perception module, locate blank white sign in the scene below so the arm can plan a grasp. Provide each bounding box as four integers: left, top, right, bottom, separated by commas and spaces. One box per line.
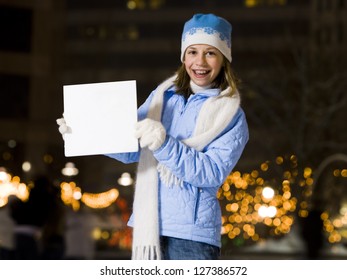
63, 80, 138, 157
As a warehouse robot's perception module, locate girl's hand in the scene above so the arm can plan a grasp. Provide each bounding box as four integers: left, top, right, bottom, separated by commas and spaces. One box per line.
134, 118, 166, 151
56, 116, 71, 139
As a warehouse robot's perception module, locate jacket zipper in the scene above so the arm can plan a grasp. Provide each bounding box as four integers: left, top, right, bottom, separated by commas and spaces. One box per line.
193, 187, 202, 223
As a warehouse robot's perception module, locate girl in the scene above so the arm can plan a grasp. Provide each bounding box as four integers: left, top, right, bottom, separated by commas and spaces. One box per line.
58, 13, 249, 260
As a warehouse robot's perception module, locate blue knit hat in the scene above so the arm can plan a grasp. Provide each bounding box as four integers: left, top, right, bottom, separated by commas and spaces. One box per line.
181, 13, 232, 62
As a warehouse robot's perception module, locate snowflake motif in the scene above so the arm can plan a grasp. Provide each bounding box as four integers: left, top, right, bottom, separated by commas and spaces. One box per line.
183, 27, 231, 48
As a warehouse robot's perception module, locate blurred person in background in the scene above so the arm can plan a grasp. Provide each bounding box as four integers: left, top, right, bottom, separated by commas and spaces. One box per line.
40, 181, 66, 260
64, 205, 96, 260
0, 196, 15, 259
10, 175, 65, 259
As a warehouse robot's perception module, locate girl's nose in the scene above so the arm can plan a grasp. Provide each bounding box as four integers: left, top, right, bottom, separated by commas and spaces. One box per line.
195, 53, 207, 66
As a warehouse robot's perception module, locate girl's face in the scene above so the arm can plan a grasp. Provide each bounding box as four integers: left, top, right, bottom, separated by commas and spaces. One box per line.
184, 44, 224, 87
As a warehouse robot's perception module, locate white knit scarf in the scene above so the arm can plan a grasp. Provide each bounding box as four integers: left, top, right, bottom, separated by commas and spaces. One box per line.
131, 75, 240, 260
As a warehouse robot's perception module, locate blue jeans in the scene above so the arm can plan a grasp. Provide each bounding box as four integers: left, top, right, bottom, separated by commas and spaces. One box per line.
160, 236, 220, 260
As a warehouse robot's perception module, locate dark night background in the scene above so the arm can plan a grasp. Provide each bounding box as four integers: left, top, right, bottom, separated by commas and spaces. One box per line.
0, 0, 347, 260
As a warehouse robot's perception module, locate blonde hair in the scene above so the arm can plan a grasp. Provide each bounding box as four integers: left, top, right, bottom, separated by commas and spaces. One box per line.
174, 57, 239, 99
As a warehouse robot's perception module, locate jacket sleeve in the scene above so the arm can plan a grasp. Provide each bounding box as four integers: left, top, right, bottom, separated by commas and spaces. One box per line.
153, 108, 249, 188
105, 90, 156, 163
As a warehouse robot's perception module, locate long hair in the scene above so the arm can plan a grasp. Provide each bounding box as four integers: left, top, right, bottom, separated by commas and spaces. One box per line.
174, 57, 240, 99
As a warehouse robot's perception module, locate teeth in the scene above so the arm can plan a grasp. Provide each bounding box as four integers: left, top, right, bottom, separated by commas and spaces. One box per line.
195, 70, 208, 75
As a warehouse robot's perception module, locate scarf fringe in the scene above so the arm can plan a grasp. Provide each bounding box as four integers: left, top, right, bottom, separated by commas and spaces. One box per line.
132, 149, 161, 259
132, 245, 161, 260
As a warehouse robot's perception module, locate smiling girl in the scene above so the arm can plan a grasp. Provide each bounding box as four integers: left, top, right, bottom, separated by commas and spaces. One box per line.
57, 13, 249, 260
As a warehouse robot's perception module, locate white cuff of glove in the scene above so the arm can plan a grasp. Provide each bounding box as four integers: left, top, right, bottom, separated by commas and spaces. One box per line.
134, 118, 166, 151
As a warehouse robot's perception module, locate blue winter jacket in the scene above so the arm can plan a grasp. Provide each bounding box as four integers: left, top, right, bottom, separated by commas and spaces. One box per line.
107, 85, 249, 248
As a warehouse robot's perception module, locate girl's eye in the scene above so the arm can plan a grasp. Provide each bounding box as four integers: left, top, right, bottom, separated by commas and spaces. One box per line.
187, 50, 196, 55
206, 51, 215, 56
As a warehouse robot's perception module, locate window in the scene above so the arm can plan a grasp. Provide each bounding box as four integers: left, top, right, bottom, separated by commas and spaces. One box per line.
0, 5, 32, 52
0, 74, 29, 119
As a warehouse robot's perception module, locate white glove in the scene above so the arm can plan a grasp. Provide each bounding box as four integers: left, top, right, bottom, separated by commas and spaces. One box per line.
56, 116, 71, 139
134, 118, 166, 151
